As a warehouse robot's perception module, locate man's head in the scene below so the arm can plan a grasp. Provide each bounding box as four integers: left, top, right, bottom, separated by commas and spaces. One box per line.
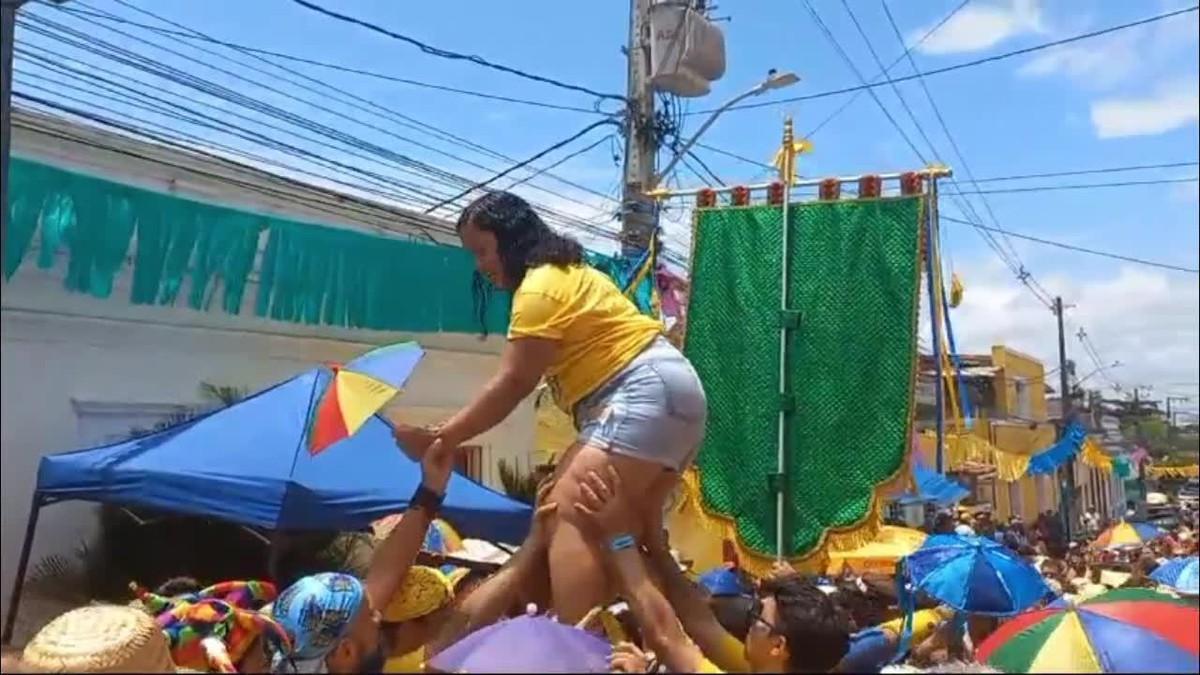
272, 573, 382, 674
743, 575, 851, 673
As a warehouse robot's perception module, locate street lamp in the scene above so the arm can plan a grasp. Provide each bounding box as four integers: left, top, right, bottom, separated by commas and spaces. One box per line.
652, 69, 799, 187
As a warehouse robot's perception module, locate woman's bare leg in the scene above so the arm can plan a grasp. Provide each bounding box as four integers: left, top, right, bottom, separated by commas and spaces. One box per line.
545, 443, 673, 624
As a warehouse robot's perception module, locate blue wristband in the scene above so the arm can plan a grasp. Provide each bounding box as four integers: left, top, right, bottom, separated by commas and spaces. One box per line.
609, 533, 636, 552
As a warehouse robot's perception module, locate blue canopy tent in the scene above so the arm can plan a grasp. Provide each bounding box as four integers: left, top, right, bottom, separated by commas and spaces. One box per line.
2, 367, 531, 642
894, 460, 970, 508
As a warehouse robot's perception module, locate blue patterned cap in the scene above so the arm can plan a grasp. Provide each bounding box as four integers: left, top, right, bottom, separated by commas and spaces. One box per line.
272, 572, 366, 661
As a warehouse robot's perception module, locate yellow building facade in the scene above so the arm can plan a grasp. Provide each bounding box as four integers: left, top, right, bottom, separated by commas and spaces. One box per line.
918, 346, 1061, 521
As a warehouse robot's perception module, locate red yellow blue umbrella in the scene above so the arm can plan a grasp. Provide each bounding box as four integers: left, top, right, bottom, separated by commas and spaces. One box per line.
976, 588, 1199, 673
1090, 520, 1164, 550
306, 342, 424, 454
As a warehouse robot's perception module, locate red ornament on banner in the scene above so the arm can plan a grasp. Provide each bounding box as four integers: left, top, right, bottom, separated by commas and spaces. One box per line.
819, 178, 841, 201
900, 171, 923, 196
696, 188, 717, 208
731, 186, 750, 206
767, 181, 785, 205
859, 174, 883, 199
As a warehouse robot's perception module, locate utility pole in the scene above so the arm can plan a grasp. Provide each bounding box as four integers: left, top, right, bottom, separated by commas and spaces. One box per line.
1054, 296, 1078, 541
620, 0, 659, 254
1165, 396, 1189, 445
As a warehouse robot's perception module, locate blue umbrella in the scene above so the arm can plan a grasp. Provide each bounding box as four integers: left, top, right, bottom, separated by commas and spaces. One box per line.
900, 533, 1052, 615
1152, 556, 1199, 595
697, 566, 749, 597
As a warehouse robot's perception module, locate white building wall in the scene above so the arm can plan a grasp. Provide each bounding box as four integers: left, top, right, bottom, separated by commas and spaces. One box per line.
1, 113, 535, 618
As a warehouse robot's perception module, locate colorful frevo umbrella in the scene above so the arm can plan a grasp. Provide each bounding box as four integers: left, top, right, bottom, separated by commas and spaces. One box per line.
1151, 556, 1200, 596
306, 342, 424, 454
976, 587, 1200, 673
1091, 520, 1163, 550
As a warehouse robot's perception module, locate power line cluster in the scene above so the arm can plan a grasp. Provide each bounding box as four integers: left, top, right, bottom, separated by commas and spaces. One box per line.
16, 0, 700, 265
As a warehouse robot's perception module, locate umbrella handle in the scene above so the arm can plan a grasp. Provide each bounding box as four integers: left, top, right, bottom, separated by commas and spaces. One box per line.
574, 606, 603, 630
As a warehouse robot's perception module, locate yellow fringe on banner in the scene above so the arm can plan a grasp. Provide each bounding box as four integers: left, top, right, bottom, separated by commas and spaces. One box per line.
1079, 437, 1113, 472
1146, 464, 1200, 479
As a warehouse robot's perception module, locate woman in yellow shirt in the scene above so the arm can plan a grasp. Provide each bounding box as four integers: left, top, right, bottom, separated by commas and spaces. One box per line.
395, 191, 708, 624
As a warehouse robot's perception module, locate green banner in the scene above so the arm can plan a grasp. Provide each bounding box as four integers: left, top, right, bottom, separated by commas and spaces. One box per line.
685, 197, 923, 558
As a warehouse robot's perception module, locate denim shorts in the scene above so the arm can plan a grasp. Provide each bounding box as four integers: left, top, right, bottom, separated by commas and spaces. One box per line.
572, 336, 708, 471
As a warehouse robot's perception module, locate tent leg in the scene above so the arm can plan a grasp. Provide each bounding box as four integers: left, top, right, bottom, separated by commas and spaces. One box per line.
2, 493, 44, 645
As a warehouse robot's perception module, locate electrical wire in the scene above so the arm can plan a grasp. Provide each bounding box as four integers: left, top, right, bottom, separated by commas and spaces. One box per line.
970, 161, 1200, 184
804, 0, 972, 138
423, 119, 619, 214
684, 150, 727, 186
55, 2, 607, 115
501, 134, 615, 192
66, 0, 619, 205
697, 4, 1199, 115
288, 0, 624, 102
13, 97, 460, 240
805, 0, 1053, 308
18, 14, 622, 238
954, 176, 1198, 196
939, 216, 1200, 274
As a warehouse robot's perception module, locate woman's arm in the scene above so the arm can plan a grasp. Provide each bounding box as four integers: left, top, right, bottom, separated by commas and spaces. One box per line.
434, 337, 558, 449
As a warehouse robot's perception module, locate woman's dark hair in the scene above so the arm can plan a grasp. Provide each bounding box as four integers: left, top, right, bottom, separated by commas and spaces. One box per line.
457, 191, 584, 336
457, 191, 585, 290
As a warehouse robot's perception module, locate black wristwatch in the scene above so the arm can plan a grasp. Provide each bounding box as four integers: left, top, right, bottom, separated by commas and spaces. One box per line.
409, 483, 445, 515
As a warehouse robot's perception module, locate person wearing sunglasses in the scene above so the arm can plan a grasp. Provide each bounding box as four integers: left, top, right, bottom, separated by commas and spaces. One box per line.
576, 467, 851, 673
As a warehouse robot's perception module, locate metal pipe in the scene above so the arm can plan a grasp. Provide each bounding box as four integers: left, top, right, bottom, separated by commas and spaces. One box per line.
775, 119, 795, 561
647, 168, 954, 199
928, 177, 945, 475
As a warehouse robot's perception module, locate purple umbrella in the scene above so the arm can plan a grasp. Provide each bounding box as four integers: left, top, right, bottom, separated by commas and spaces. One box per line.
426, 606, 611, 673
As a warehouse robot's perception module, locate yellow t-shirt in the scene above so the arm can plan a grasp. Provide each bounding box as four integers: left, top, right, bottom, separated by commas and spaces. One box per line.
705, 630, 752, 673
508, 264, 663, 409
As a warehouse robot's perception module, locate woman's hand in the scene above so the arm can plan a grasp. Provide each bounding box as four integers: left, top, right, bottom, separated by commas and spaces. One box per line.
573, 466, 630, 540
393, 423, 436, 460
608, 642, 653, 673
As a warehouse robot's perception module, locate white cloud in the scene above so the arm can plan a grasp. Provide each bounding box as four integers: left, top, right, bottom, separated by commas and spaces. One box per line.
939, 260, 1199, 398
1171, 181, 1200, 203
1089, 78, 1200, 138
913, 0, 1044, 55
1018, 7, 1198, 90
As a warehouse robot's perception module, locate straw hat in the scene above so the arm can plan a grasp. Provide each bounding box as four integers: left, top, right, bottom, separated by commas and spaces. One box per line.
22, 605, 179, 673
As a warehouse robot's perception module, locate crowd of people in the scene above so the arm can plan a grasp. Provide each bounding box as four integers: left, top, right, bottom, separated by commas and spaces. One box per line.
4, 449, 1196, 673
2, 191, 1196, 673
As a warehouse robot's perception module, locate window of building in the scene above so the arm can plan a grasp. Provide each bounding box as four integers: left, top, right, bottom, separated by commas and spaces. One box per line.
885, 501, 906, 523
1012, 378, 1032, 420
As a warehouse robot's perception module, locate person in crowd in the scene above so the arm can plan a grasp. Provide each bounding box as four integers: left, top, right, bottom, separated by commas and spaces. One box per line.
19, 605, 181, 673
576, 466, 851, 673
394, 191, 707, 624
266, 440, 457, 673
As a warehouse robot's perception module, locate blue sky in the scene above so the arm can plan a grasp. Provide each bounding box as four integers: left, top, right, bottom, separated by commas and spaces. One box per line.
12, 0, 1200, 410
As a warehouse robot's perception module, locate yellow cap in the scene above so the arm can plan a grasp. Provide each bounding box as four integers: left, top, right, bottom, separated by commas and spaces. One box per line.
382, 566, 455, 623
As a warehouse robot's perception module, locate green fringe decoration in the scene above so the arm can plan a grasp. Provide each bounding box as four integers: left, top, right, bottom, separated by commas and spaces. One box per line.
4, 157, 508, 334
